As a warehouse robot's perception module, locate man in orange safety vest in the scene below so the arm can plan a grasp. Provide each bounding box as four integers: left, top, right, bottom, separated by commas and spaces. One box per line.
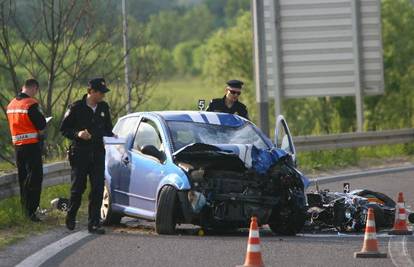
7, 79, 46, 222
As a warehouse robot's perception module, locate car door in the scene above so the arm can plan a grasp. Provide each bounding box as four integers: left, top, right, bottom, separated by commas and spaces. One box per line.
129, 117, 167, 214
274, 115, 296, 162
108, 116, 140, 206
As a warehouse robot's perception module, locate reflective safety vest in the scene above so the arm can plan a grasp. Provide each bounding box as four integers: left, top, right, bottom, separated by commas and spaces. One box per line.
7, 97, 40, 145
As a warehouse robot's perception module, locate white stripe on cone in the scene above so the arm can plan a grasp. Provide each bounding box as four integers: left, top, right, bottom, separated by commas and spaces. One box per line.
367, 220, 376, 227
399, 214, 407, 220
249, 230, 259, 238
365, 232, 377, 240
247, 244, 261, 252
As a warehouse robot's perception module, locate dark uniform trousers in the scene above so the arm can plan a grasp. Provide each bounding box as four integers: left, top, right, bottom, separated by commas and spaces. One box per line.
68, 145, 105, 227
15, 143, 43, 216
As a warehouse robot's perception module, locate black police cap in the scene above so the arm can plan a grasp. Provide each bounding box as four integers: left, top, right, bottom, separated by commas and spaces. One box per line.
88, 78, 110, 93
226, 79, 244, 89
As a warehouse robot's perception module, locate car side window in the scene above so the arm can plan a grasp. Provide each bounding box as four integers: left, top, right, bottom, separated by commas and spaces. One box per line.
115, 117, 139, 138
133, 119, 164, 152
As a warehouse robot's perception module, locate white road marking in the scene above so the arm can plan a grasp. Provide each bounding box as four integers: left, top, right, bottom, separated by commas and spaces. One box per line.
389, 236, 414, 267
298, 233, 391, 238
15, 231, 90, 267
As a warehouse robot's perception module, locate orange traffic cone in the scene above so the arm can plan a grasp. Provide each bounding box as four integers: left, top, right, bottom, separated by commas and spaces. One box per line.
389, 192, 413, 235
237, 217, 265, 267
354, 208, 387, 258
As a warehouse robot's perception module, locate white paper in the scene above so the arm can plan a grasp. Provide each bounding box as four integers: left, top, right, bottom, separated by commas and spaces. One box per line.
104, 136, 126, 145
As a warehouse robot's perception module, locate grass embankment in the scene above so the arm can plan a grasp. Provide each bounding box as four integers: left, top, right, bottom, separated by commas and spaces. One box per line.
139, 77, 228, 111
298, 143, 414, 176
0, 162, 14, 173
0, 184, 89, 249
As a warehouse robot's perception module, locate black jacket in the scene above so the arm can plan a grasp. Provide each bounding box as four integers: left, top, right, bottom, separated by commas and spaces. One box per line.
206, 96, 249, 119
60, 94, 114, 148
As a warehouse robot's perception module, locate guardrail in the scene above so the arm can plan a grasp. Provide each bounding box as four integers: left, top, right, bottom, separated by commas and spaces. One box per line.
0, 128, 413, 200
294, 128, 414, 151
0, 161, 71, 201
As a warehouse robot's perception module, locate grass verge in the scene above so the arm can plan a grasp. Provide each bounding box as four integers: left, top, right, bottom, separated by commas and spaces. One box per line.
298, 143, 414, 176
0, 183, 89, 249
0, 161, 15, 173
139, 77, 221, 111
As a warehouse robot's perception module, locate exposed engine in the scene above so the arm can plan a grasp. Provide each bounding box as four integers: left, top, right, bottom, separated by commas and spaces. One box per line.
174, 143, 306, 233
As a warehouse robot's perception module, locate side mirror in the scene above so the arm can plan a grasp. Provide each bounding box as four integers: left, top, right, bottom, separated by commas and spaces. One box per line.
141, 145, 166, 162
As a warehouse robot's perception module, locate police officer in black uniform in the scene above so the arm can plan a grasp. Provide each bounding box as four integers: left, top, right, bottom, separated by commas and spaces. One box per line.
60, 78, 114, 234
206, 79, 249, 119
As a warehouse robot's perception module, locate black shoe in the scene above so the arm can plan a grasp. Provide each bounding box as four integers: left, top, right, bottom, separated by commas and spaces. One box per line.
29, 214, 42, 222
88, 225, 105, 234
65, 216, 76, 230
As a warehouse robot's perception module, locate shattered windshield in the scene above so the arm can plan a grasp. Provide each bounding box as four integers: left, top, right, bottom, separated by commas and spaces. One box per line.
167, 121, 271, 151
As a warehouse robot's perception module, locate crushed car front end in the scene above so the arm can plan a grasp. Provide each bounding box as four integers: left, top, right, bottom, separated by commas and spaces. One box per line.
173, 143, 307, 234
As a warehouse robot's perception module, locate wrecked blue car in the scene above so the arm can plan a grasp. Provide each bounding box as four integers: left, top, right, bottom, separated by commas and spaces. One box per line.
102, 111, 308, 235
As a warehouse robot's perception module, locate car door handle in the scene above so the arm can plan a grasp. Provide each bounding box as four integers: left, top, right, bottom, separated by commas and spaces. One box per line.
122, 156, 130, 165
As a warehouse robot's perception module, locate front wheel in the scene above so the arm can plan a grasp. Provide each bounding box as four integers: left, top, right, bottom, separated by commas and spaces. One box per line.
269, 191, 306, 235
155, 185, 178, 234
269, 205, 306, 235
101, 183, 122, 225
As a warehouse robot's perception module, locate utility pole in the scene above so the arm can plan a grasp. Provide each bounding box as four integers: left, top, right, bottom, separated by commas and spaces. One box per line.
122, 0, 132, 114
251, 0, 269, 136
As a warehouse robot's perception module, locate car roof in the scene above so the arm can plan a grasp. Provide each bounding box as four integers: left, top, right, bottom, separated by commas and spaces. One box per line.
124, 111, 247, 127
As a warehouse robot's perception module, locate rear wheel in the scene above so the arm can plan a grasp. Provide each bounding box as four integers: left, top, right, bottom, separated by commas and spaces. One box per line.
101, 184, 122, 225
155, 185, 177, 234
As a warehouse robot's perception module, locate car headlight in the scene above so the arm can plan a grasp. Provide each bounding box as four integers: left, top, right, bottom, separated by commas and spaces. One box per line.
188, 191, 206, 213
345, 208, 352, 219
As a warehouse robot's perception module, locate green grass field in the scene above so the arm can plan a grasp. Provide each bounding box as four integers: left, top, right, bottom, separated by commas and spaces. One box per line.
138, 77, 229, 111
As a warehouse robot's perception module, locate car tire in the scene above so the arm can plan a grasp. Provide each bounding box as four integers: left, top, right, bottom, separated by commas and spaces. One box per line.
408, 213, 414, 224
155, 185, 177, 235
269, 202, 306, 236
101, 183, 122, 225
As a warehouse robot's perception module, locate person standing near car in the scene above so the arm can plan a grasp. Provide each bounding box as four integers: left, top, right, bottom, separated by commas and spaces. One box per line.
7, 79, 46, 222
206, 79, 249, 119
60, 78, 114, 234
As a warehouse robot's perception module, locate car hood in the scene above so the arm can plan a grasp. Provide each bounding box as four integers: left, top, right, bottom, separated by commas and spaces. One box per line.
173, 143, 247, 171
174, 143, 309, 188
173, 143, 260, 169
173, 143, 287, 172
